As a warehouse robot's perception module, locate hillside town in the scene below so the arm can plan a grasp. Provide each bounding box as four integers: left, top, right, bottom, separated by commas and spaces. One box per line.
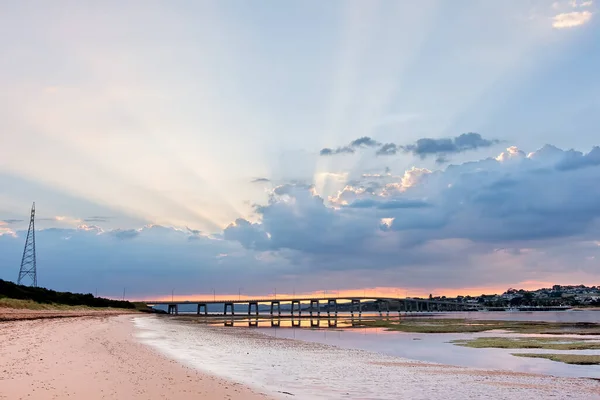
430, 285, 600, 308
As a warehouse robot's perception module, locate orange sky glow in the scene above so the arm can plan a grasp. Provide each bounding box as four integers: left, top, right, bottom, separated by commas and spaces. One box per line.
140, 280, 580, 302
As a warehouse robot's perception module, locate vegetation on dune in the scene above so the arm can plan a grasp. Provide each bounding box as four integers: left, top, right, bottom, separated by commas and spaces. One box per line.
511, 353, 600, 365
352, 318, 600, 335
0, 298, 97, 310
0, 279, 136, 309
452, 337, 600, 350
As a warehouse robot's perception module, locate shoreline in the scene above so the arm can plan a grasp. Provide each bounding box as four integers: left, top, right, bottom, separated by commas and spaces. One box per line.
0, 315, 271, 399
136, 315, 600, 399
2, 313, 599, 399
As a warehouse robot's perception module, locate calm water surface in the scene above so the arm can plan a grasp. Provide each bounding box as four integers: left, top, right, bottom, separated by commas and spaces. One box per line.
256, 311, 600, 379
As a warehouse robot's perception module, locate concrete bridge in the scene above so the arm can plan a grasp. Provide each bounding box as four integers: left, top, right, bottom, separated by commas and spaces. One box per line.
145, 296, 481, 316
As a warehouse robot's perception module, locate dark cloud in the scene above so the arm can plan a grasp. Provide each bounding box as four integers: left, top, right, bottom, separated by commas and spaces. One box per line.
349, 136, 381, 148
223, 218, 270, 250
83, 216, 111, 223
403, 132, 499, 158
320, 136, 380, 156
251, 178, 271, 183
1, 219, 23, 224
322, 133, 499, 160
320, 146, 355, 156
376, 143, 398, 156
347, 199, 431, 209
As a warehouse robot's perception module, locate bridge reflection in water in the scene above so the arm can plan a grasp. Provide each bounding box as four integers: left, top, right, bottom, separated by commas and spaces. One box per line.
146, 296, 480, 328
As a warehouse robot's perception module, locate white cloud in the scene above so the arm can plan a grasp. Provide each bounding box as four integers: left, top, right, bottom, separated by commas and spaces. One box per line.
552, 11, 592, 28
0, 227, 16, 237
496, 146, 526, 162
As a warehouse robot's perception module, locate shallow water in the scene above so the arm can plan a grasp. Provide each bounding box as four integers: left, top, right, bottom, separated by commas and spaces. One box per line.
258, 327, 600, 378
435, 310, 600, 323
133, 315, 600, 400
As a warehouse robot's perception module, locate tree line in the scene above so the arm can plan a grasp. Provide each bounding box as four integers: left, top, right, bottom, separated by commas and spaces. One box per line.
0, 279, 135, 309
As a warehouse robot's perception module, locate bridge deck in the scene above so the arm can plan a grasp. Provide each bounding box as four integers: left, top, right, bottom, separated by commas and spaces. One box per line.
144, 296, 476, 306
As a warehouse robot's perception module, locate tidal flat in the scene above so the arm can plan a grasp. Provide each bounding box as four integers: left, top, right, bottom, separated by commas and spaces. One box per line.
354, 317, 600, 334
512, 353, 600, 365
451, 336, 600, 350
135, 315, 600, 399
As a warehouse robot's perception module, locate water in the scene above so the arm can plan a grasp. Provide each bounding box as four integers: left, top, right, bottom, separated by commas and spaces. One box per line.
259, 327, 600, 378
434, 310, 600, 323
133, 312, 600, 399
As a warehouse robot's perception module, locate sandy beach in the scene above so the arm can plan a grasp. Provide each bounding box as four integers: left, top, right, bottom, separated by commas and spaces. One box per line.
0, 315, 270, 400
2, 314, 600, 400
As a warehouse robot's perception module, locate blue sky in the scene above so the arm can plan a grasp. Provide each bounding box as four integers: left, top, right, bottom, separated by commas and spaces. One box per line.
1, 1, 599, 298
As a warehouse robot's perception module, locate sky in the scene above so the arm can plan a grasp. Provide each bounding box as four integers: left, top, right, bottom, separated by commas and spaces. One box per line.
1, 0, 599, 299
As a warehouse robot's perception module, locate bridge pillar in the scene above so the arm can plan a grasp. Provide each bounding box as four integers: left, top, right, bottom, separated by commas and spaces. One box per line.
248, 302, 259, 316
327, 299, 337, 316
310, 318, 319, 327
168, 304, 178, 315
197, 303, 207, 315
427, 301, 431, 312
377, 300, 390, 316
224, 302, 234, 316
404, 300, 408, 313
291, 300, 301, 316
291, 317, 300, 327
271, 317, 280, 327
350, 299, 362, 317
270, 301, 281, 316
310, 300, 320, 317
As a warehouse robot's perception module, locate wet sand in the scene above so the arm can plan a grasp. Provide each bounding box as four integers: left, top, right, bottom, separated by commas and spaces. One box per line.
136, 316, 600, 399
0, 315, 271, 399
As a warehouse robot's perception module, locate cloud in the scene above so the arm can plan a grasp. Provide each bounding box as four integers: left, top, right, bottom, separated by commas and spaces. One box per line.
3, 145, 600, 295
402, 133, 500, 159
555, 146, 600, 170
251, 177, 271, 183
320, 136, 380, 156
0, 227, 17, 237
349, 136, 381, 148
322, 133, 500, 161
320, 146, 355, 156
108, 228, 140, 240
3, 144, 600, 298
552, 11, 592, 28
1, 219, 23, 224
83, 216, 112, 223
376, 143, 399, 156
223, 218, 271, 250
226, 144, 600, 267
0, 224, 283, 297
346, 199, 431, 209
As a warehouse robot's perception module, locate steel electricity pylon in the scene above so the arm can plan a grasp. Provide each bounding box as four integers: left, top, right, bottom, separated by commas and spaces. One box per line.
17, 202, 37, 287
